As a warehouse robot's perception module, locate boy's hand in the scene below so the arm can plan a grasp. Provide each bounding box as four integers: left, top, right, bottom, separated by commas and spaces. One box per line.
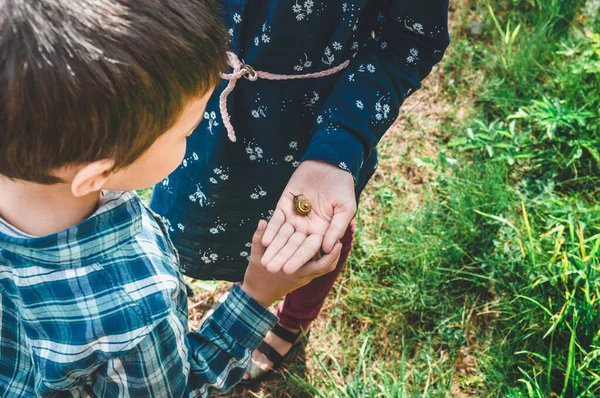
242, 220, 342, 308
260, 160, 356, 275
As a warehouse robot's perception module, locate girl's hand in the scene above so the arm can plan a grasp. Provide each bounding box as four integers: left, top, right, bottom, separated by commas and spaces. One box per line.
260, 160, 356, 274
242, 220, 343, 307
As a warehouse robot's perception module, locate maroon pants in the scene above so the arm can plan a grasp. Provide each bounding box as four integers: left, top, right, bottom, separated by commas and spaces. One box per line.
276, 221, 356, 330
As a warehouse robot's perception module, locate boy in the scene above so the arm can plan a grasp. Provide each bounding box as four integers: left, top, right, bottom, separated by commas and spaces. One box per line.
0, 1, 342, 397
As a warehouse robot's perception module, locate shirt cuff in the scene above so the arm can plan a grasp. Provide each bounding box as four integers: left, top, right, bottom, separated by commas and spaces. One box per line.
301, 126, 365, 182
209, 285, 279, 350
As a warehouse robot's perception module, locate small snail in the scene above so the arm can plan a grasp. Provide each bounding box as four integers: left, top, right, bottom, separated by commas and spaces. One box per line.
290, 192, 311, 216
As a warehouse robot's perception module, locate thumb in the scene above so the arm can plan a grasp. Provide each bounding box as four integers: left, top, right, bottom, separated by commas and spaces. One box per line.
323, 209, 354, 253
250, 220, 268, 262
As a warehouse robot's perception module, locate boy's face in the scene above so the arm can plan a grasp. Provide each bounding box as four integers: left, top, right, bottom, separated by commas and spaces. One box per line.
101, 90, 213, 191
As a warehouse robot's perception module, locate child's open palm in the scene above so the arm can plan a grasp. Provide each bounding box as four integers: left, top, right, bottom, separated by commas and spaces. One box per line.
260, 160, 356, 274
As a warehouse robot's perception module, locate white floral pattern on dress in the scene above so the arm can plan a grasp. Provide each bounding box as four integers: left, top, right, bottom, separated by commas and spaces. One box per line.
294, 53, 313, 71
251, 93, 267, 119
239, 250, 250, 261
159, 176, 174, 195
204, 111, 219, 135
209, 218, 227, 235
209, 167, 230, 185
304, 91, 320, 108
404, 19, 425, 35
374, 96, 391, 123
293, 0, 314, 21
189, 184, 209, 207
250, 185, 267, 200
180, 151, 201, 170
406, 48, 420, 64
254, 23, 272, 47
322, 39, 343, 66
245, 140, 265, 162
341, 1, 359, 29
199, 249, 219, 264
322, 46, 334, 66
251, 106, 267, 118
315, 107, 338, 133
358, 64, 376, 74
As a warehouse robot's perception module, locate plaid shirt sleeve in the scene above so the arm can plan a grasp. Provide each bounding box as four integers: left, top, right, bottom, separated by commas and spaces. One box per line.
0, 192, 277, 398
90, 285, 277, 398
186, 286, 277, 396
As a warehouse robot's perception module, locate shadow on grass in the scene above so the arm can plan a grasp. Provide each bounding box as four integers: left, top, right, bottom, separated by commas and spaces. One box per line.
220, 342, 312, 398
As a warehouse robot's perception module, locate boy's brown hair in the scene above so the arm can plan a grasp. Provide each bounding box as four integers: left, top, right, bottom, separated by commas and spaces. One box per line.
0, 0, 229, 184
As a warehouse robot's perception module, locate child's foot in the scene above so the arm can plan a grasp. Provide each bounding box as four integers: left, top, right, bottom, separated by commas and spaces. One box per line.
242, 323, 308, 383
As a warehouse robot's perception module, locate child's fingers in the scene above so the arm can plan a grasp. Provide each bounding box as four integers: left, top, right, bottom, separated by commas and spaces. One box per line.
261, 222, 295, 268
253, 220, 268, 242
261, 208, 286, 247
250, 220, 268, 261
265, 231, 306, 273
281, 234, 323, 275
322, 210, 354, 253
297, 242, 342, 279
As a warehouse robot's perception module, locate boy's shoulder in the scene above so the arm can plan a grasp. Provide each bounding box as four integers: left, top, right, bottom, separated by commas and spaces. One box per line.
0, 191, 185, 319
0, 191, 187, 395
0, 191, 176, 265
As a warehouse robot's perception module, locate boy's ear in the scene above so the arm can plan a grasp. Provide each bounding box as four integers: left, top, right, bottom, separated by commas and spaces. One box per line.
71, 159, 115, 197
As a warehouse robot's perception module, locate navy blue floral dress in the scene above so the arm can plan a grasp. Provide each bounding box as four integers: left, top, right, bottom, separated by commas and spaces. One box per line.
150, 0, 450, 281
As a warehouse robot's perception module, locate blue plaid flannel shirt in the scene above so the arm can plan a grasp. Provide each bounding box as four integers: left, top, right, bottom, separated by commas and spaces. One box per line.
0, 191, 277, 397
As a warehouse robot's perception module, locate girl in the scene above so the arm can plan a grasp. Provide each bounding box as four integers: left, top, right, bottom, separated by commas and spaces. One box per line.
151, 0, 450, 382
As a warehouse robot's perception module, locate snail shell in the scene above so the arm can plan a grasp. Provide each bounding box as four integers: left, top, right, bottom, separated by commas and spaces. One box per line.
292, 193, 311, 216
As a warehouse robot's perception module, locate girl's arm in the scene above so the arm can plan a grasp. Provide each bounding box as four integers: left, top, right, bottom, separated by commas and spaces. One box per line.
301, 0, 451, 180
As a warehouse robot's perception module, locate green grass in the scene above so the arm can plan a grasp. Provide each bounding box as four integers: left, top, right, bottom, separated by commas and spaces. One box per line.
278, 1, 600, 396
137, 187, 153, 203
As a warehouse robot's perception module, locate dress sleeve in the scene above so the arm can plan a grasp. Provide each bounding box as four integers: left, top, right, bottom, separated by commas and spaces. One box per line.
301, 0, 451, 180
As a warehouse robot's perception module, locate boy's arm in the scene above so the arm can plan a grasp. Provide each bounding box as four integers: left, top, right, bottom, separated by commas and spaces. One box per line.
89, 285, 276, 398
185, 285, 277, 396
90, 221, 341, 397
